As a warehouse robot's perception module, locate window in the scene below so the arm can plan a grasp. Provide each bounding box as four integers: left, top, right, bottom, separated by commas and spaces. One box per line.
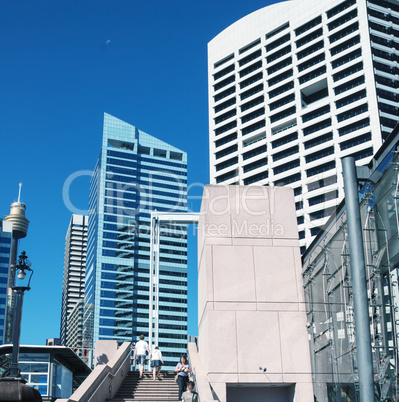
330, 34, 360, 56
214, 64, 235, 81
214, 53, 234, 69
215, 109, 237, 125
303, 118, 331, 136
243, 158, 268, 173
274, 173, 301, 186
334, 75, 364, 95
216, 156, 238, 172
214, 120, 237, 136
332, 61, 363, 82
298, 53, 325, 72
270, 106, 296, 123
242, 119, 266, 136
274, 159, 300, 175
304, 132, 333, 149
328, 8, 357, 31
340, 132, 371, 150
239, 49, 262, 67
329, 21, 359, 44
239, 38, 261, 54
170, 151, 183, 161
307, 161, 335, 177
302, 105, 330, 123
336, 103, 368, 122
308, 191, 338, 206
338, 117, 369, 136
216, 169, 238, 183
266, 45, 291, 63
240, 83, 263, 101
215, 97, 236, 113
244, 171, 269, 184
271, 118, 297, 135
243, 144, 267, 160
239, 61, 262, 78
299, 230, 305, 239
272, 132, 298, 148
311, 227, 322, 236
299, 65, 326, 84
214, 86, 235, 102
305, 146, 334, 163
266, 33, 290, 52
307, 175, 337, 192
296, 28, 323, 48
215, 144, 237, 160
294, 187, 302, 196
240, 72, 263, 89
327, 0, 356, 19
273, 145, 299, 161
335, 89, 366, 108
241, 95, 264, 112
331, 47, 361, 69
270, 93, 295, 111
267, 57, 292, 75
269, 81, 294, 99
375, 75, 399, 89
266, 22, 289, 40
243, 132, 266, 147
295, 16, 322, 36
268, 69, 293, 87
214, 75, 235, 92
241, 107, 265, 124
297, 40, 324, 60
215, 133, 237, 148
153, 148, 166, 158
346, 147, 373, 161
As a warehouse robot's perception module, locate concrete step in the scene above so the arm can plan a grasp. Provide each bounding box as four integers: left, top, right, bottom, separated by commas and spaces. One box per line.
109, 371, 179, 402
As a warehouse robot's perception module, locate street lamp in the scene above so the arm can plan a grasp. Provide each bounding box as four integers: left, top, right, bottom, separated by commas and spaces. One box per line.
0, 251, 42, 402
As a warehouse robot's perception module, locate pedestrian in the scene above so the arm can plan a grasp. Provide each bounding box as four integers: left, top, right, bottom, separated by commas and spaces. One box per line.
181, 380, 198, 401
150, 345, 163, 381
175, 355, 191, 400
133, 334, 150, 379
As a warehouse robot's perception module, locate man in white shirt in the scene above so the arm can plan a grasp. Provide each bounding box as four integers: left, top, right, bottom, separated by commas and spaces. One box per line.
134, 334, 150, 378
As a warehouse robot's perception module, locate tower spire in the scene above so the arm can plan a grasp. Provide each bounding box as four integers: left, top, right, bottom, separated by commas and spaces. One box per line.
17, 183, 22, 203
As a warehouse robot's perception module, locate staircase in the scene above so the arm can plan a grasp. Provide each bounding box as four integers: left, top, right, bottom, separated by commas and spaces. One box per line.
109, 371, 179, 402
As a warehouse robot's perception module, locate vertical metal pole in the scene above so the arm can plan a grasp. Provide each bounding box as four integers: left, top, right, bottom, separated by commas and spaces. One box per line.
342, 157, 375, 401
154, 221, 160, 346
9, 289, 24, 377
148, 215, 155, 348
4, 239, 18, 344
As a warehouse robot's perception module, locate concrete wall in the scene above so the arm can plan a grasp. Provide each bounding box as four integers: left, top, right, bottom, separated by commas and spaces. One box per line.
58, 342, 131, 402
197, 185, 313, 402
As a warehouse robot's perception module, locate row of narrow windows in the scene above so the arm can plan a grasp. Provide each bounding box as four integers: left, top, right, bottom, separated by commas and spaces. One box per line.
213, 29, 362, 109
213, 0, 359, 83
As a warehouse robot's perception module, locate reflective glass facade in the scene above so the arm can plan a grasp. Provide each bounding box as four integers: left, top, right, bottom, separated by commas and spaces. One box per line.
302, 126, 399, 400
83, 114, 188, 369
0, 220, 12, 345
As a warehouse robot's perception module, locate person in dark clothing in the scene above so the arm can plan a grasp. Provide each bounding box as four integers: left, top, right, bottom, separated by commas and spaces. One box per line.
175, 355, 191, 400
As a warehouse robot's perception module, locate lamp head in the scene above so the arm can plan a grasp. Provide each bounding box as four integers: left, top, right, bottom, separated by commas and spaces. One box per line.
17, 270, 26, 280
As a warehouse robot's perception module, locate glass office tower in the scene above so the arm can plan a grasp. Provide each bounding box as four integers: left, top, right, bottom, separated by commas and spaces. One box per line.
83, 114, 188, 369
0, 220, 12, 344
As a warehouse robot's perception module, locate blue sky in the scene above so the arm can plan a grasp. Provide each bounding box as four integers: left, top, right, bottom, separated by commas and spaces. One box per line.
0, 0, 279, 345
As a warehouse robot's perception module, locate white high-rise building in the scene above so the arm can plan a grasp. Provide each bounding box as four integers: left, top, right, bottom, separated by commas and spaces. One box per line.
60, 214, 88, 347
208, 0, 399, 252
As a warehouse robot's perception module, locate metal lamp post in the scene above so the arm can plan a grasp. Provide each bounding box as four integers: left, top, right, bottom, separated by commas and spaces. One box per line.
9, 251, 33, 377
0, 251, 42, 402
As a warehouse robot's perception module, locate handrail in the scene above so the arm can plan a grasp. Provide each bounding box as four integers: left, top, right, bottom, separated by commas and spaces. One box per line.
86, 346, 132, 402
